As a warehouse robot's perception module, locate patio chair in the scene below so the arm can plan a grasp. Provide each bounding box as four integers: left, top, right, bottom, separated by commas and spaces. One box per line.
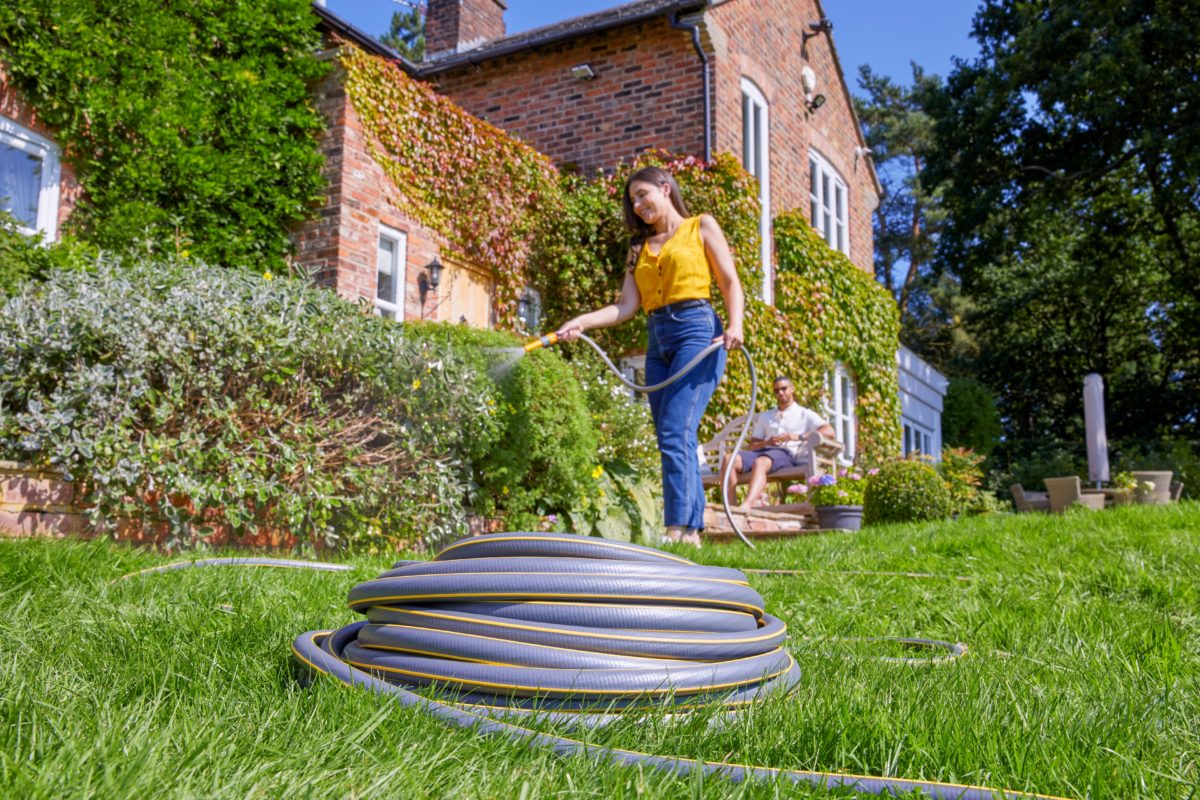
1044, 476, 1106, 513
1170, 481, 1184, 502
1131, 470, 1173, 504
1010, 484, 1050, 513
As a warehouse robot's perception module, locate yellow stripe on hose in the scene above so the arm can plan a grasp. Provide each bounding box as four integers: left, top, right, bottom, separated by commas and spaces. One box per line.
358, 571, 750, 587
374, 609, 780, 646
435, 535, 696, 565
350, 592, 764, 617
345, 651, 796, 695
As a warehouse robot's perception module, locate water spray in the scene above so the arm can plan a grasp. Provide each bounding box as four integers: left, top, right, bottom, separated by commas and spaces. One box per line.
523, 331, 757, 548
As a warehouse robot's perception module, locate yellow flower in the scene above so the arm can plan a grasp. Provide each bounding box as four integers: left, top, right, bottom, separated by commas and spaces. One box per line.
180, 249, 190, 259
412, 379, 421, 390
263, 271, 274, 281
501, 486, 509, 495
591, 465, 603, 479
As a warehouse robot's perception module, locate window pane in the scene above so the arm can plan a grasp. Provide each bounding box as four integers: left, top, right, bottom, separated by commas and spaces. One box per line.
904, 426, 911, 454
748, 105, 758, 178
377, 236, 396, 304
809, 160, 818, 196
811, 199, 819, 228
742, 95, 752, 169
822, 174, 830, 206
0, 143, 42, 228
824, 211, 832, 243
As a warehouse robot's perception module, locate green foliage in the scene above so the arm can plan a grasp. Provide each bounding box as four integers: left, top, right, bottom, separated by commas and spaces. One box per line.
0, 0, 328, 271
937, 447, 985, 516
474, 349, 598, 529
761, 213, 901, 462
567, 460, 664, 544
927, 0, 1200, 444
941, 378, 1002, 456
399, 321, 661, 538
0, 212, 93, 294
340, 47, 559, 329
0, 257, 499, 550
863, 459, 952, 526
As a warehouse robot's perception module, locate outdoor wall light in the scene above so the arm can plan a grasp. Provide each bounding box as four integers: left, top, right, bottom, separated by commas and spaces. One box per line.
570, 63, 596, 80
420, 256, 442, 304
803, 18, 834, 45
806, 93, 827, 112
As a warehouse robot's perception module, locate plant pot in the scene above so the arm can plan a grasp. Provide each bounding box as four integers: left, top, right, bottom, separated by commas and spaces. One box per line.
816, 504, 863, 531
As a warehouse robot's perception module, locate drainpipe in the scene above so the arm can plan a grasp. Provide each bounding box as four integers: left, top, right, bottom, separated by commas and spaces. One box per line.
670, 12, 711, 162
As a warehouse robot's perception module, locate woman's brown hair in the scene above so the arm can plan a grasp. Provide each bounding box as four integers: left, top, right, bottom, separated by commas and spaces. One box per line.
622, 167, 689, 245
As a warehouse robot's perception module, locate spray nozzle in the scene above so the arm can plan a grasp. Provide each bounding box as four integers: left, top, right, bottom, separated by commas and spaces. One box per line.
523, 332, 560, 353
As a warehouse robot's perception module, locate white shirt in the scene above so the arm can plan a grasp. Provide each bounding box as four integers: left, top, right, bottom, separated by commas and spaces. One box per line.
751, 403, 828, 459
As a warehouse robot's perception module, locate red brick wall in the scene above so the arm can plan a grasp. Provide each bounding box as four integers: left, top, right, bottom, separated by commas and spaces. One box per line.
426, 0, 508, 56
0, 64, 82, 239
291, 57, 452, 322
708, 0, 877, 274
429, 16, 705, 176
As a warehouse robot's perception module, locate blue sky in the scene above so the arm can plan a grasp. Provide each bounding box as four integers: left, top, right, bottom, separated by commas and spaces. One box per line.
322, 0, 982, 89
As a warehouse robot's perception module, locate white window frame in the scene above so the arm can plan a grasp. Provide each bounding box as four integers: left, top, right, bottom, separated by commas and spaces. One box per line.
374, 224, 407, 320
809, 150, 848, 256
0, 115, 61, 241
823, 362, 857, 464
902, 419, 935, 460
740, 78, 772, 304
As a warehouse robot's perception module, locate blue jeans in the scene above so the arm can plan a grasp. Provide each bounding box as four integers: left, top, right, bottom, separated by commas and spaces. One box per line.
645, 303, 726, 530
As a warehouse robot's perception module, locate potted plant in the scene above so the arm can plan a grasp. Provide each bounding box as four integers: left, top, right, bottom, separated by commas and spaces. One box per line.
788, 468, 869, 531
1109, 471, 1137, 506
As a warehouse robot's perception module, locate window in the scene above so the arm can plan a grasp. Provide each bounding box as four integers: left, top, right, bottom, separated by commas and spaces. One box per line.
375, 225, 407, 320
902, 420, 935, 459
823, 362, 856, 463
618, 355, 648, 405
740, 78, 771, 303
809, 150, 848, 256
0, 116, 61, 240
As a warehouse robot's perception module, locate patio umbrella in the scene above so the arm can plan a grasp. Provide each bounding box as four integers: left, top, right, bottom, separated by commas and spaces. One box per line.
1083, 373, 1109, 486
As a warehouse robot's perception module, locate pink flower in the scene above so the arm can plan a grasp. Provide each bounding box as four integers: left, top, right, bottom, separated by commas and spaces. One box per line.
868, 468, 880, 476
787, 483, 807, 494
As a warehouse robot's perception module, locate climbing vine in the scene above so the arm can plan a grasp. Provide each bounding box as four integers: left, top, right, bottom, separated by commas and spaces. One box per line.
0, 0, 328, 271
341, 47, 560, 328
712, 211, 900, 462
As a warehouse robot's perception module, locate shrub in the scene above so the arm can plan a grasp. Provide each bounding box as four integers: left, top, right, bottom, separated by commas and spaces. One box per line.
0, 257, 495, 550
938, 447, 985, 516
0, 213, 92, 295
863, 459, 953, 526
942, 377, 1003, 456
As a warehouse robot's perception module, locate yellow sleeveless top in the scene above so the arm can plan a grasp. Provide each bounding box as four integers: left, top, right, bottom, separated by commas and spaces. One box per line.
632, 216, 712, 313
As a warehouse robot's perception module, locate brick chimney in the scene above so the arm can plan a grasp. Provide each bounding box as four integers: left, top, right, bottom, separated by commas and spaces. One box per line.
425, 0, 507, 57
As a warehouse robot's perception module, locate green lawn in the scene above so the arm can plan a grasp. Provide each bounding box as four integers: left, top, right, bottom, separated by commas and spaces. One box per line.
2, 504, 1198, 799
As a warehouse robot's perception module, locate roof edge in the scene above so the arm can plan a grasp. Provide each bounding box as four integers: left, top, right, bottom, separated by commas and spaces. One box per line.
311, 3, 420, 74
416, 0, 707, 76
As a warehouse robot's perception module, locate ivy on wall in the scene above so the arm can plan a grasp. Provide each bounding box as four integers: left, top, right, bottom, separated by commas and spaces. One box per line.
340, 47, 560, 329
0, 0, 328, 271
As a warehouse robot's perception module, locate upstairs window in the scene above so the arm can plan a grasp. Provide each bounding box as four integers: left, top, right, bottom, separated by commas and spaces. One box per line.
740, 78, 771, 303
0, 116, 61, 240
375, 224, 407, 320
809, 150, 847, 256
823, 362, 857, 463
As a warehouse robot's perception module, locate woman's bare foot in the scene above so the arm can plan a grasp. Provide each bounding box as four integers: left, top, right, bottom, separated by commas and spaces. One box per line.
680, 529, 702, 547
664, 525, 686, 543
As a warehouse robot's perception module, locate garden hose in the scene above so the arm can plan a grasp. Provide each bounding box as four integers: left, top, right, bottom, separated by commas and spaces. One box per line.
528, 331, 758, 548
280, 532, 1066, 800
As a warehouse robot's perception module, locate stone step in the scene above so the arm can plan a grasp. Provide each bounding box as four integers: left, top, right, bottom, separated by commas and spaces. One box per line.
702, 502, 823, 541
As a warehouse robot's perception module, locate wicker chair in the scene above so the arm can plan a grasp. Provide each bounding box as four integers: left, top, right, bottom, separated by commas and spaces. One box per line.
1010, 484, 1050, 513
1132, 471, 1173, 504
1044, 476, 1106, 513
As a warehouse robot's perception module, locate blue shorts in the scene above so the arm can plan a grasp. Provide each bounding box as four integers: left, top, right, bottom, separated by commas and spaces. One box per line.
736, 447, 796, 473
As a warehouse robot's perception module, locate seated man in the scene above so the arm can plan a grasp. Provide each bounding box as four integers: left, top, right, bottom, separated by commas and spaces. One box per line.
719, 376, 836, 510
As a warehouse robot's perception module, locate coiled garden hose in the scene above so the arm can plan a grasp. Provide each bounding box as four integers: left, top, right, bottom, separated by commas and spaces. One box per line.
282, 532, 1066, 800
530, 331, 758, 548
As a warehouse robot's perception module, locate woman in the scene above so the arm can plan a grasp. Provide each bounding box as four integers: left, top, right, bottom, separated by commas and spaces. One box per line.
555, 166, 745, 546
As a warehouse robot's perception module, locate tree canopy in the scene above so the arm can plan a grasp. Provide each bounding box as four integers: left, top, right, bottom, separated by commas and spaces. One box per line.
922, 0, 1199, 448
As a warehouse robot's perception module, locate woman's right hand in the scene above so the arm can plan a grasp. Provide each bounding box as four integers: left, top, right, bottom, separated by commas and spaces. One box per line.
556, 318, 586, 342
